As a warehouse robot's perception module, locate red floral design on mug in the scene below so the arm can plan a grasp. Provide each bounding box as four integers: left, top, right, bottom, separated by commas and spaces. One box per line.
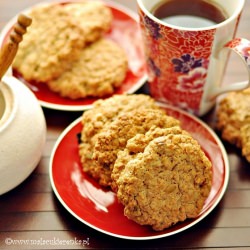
226, 38, 250, 68
177, 67, 207, 92
139, 9, 215, 114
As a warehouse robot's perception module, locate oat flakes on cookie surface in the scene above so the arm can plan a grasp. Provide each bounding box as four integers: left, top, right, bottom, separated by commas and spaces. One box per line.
93, 109, 180, 187
114, 131, 212, 231
47, 38, 128, 99
216, 88, 250, 162
111, 126, 185, 192
78, 94, 161, 187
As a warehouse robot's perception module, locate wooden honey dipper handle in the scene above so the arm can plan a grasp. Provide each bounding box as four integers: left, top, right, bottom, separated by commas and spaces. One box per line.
0, 14, 32, 80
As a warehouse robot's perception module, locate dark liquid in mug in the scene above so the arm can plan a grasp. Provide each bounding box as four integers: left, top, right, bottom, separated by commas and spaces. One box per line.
151, 0, 228, 28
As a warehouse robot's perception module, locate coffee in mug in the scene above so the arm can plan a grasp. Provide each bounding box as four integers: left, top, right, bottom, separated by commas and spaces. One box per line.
151, 0, 227, 28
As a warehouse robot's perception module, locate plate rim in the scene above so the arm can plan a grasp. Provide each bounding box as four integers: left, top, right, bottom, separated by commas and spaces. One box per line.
49, 103, 230, 240
0, 0, 148, 111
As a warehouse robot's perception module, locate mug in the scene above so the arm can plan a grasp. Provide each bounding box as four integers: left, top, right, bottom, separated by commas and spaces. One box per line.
137, 0, 250, 116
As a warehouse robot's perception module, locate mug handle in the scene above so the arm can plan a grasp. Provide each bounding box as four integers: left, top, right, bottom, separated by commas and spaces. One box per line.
209, 38, 250, 100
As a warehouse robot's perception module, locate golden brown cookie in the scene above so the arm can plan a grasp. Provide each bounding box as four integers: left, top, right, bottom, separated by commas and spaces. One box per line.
216, 88, 250, 162
240, 124, 250, 162
63, 1, 112, 44
13, 1, 113, 83
114, 131, 212, 231
78, 94, 161, 187
13, 3, 86, 82
93, 109, 180, 187
47, 38, 128, 99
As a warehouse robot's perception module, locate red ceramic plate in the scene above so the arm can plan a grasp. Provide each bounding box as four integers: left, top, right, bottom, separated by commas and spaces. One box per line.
49, 103, 229, 240
0, 0, 147, 111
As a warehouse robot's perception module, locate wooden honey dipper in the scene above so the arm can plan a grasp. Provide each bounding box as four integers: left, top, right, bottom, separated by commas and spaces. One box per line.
0, 14, 32, 80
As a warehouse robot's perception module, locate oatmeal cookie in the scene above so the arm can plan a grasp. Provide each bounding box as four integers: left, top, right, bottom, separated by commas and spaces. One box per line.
47, 38, 128, 99
241, 124, 250, 162
216, 88, 250, 162
114, 132, 212, 231
13, 3, 86, 82
78, 94, 161, 187
63, 1, 112, 44
13, 1, 113, 83
93, 109, 180, 187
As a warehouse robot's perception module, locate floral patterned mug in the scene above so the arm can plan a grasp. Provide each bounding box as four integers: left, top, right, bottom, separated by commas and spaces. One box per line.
137, 0, 250, 116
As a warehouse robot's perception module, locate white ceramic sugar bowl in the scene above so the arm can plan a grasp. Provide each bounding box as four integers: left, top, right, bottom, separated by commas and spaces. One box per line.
0, 76, 46, 195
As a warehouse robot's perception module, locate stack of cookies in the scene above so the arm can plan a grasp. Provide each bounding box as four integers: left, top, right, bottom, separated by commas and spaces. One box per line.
79, 94, 212, 231
13, 1, 128, 99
